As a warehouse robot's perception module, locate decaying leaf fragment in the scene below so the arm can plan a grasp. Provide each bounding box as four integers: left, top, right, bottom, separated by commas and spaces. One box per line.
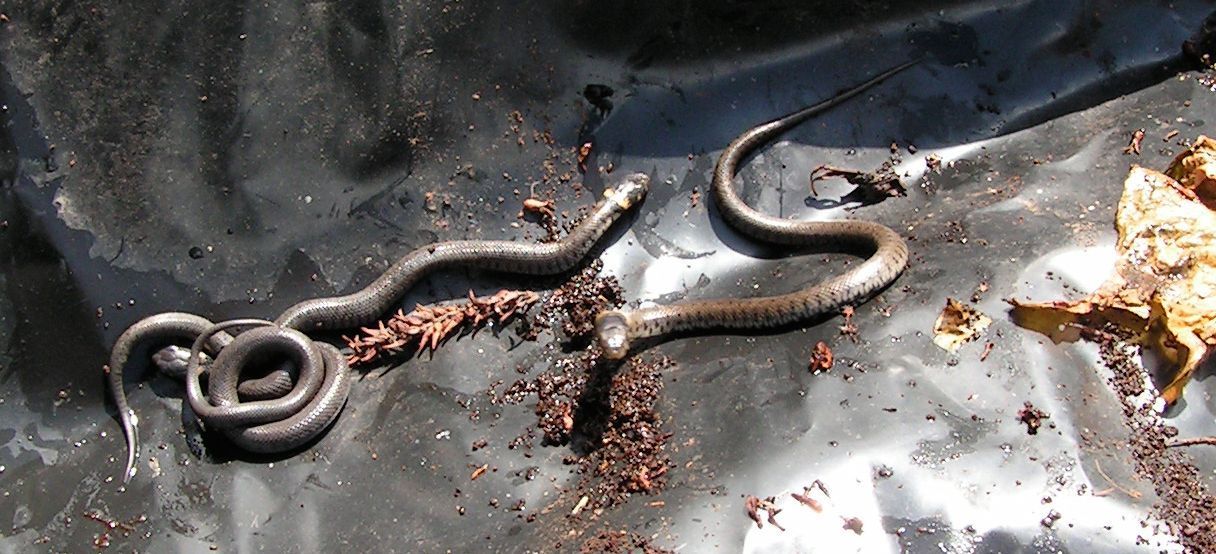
1009, 136, 1216, 405
932, 298, 992, 353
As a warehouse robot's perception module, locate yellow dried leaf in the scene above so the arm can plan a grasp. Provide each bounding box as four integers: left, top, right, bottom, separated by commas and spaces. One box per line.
1010, 139, 1216, 404
932, 298, 992, 352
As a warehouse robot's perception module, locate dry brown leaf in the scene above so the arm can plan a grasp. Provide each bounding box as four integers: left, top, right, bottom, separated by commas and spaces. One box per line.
1010, 136, 1216, 405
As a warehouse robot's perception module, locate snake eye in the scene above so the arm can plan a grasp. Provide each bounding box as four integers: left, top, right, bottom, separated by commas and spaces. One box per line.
595, 311, 631, 360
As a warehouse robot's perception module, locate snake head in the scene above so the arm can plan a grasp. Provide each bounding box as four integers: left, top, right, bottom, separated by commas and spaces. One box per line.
604, 173, 650, 210
594, 311, 631, 360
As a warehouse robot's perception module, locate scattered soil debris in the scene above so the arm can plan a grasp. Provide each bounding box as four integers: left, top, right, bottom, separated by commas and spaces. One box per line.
808, 341, 834, 373
497, 351, 674, 509
970, 281, 991, 304
573, 354, 675, 508
1124, 128, 1146, 155
344, 289, 539, 365
932, 298, 992, 353
810, 162, 907, 200
579, 529, 671, 554
527, 259, 624, 343
1010, 136, 1216, 404
841, 516, 865, 535
1093, 330, 1216, 552
1016, 401, 1050, 435
924, 154, 942, 173
1040, 509, 1062, 528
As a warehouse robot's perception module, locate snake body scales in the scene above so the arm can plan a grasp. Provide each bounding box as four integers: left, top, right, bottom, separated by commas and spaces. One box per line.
108, 174, 650, 482
594, 60, 917, 359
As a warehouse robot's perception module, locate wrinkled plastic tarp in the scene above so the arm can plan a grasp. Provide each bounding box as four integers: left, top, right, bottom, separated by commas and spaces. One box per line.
2, 1, 1216, 552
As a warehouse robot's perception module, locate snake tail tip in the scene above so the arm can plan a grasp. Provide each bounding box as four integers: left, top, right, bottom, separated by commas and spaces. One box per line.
121, 410, 139, 483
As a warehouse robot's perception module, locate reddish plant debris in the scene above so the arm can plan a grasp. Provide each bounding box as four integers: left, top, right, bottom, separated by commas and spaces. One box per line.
579, 529, 672, 554
344, 289, 539, 365
790, 481, 830, 512
744, 495, 764, 528
842, 516, 865, 535
518, 183, 562, 241
83, 510, 146, 550
979, 341, 995, 361
744, 495, 785, 530
470, 464, 488, 481
791, 491, 823, 512
810, 163, 907, 199
522, 197, 556, 219
1124, 128, 1146, 155
838, 306, 859, 342
809, 341, 834, 373
577, 141, 593, 173
1016, 401, 1049, 435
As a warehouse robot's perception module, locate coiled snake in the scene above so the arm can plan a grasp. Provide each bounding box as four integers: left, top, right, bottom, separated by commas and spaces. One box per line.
108, 173, 650, 482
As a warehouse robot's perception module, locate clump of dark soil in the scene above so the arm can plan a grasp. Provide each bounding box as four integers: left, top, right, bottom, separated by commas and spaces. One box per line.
525, 258, 624, 343
1016, 401, 1049, 435
498, 350, 674, 509
1091, 327, 1216, 552
494, 257, 674, 511
568, 354, 674, 508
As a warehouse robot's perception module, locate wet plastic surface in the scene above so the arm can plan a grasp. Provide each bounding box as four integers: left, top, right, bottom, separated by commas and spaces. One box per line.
3, 1, 1216, 552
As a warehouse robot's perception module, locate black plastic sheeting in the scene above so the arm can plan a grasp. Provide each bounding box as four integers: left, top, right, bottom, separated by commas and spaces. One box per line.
3, 1, 1216, 551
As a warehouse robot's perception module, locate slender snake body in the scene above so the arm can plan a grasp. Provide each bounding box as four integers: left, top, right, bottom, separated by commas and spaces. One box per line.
594, 60, 916, 359
108, 174, 650, 481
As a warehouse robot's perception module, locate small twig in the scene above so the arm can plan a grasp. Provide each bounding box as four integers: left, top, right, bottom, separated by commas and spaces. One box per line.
1123, 128, 1145, 155
1092, 458, 1142, 500
1167, 436, 1216, 448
